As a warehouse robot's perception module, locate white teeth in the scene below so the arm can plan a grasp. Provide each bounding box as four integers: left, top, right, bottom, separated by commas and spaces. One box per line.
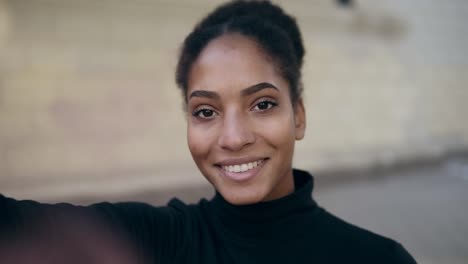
222, 160, 264, 173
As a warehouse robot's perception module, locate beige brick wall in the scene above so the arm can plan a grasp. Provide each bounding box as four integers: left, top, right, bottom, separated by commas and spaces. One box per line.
1, 0, 467, 200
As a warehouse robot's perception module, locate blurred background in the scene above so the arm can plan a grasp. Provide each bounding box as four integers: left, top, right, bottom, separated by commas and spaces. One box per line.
0, 0, 467, 263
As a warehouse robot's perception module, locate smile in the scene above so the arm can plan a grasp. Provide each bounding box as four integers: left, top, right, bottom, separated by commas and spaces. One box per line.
216, 158, 268, 182
222, 159, 264, 173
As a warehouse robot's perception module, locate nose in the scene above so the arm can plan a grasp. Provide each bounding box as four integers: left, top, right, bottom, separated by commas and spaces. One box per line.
218, 110, 255, 152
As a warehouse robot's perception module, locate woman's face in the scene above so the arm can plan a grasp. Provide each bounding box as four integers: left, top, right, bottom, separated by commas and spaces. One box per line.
186, 33, 305, 205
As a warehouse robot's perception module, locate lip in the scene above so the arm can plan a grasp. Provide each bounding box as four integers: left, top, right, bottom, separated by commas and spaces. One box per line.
215, 157, 268, 182
215, 156, 267, 166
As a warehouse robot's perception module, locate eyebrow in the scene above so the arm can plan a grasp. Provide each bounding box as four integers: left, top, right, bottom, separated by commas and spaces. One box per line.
241, 82, 278, 96
189, 90, 220, 100
189, 82, 278, 100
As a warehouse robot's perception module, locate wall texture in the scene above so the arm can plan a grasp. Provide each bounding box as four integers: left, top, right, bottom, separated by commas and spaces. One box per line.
0, 0, 467, 200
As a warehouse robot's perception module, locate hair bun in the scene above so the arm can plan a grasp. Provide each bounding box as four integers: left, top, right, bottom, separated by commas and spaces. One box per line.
195, 0, 305, 67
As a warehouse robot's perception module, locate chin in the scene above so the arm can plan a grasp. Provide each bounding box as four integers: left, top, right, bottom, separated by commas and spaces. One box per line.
218, 185, 269, 205
223, 194, 263, 206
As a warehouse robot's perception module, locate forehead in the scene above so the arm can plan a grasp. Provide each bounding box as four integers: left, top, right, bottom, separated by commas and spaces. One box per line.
187, 33, 285, 93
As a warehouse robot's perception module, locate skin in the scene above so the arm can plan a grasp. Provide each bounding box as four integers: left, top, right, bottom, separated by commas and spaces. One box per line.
186, 33, 306, 205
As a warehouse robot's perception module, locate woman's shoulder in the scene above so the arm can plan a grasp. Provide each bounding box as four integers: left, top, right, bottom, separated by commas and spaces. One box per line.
312, 207, 416, 263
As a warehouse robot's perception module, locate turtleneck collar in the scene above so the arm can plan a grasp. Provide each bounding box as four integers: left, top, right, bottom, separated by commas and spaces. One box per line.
207, 169, 318, 241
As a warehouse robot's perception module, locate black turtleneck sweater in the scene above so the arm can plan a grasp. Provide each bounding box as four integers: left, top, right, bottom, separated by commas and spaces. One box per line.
0, 170, 416, 263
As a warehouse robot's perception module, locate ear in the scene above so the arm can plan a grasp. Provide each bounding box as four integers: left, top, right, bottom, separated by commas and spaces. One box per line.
294, 98, 306, 140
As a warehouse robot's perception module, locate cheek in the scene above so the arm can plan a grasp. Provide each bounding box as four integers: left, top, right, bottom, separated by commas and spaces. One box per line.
257, 111, 296, 148
187, 123, 212, 160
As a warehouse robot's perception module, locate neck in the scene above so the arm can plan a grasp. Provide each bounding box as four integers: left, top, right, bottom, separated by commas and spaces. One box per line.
262, 169, 295, 202
208, 169, 317, 239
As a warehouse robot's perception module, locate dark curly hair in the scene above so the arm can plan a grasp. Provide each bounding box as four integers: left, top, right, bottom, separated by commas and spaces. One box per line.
175, 0, 305, 106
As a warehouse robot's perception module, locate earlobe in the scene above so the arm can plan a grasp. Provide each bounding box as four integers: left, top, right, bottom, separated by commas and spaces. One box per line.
294, 99, 306, 140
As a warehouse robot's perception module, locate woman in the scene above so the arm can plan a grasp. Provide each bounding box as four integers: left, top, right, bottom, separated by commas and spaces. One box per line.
1, 1, 416, 263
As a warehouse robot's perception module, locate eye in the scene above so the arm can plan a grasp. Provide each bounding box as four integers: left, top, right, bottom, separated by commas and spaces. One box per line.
192, 107, 218, 119
252, 99, 278, 112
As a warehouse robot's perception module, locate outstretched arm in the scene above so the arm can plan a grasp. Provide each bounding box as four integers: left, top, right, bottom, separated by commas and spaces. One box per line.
0, 194, 182, 264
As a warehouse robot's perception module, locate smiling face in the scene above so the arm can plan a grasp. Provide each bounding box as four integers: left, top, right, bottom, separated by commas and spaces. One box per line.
186, 33, 306, 205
